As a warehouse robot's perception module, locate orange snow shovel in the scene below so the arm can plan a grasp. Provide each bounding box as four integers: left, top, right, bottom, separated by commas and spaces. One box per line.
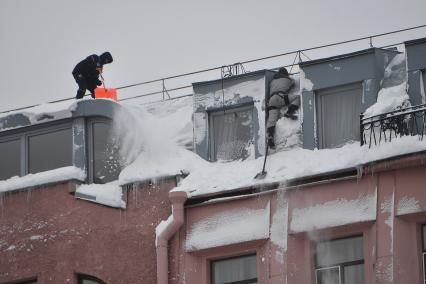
94, 73, 117, 101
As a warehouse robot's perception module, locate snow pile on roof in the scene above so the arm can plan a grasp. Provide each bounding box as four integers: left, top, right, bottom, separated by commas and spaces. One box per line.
114, 100, 206, 184
185, 202, 270, 251
75, 181, 125, 208
0, 100, 79, 131
363, 54, 410, 118
290, 191, 377, 233
0, 166, 85, 193
173, 135, 426, 197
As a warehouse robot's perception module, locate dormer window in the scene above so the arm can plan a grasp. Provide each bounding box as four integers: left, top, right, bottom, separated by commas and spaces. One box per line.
316, 83, 362, 149
209, 104, 254, 161
0, 123, 73, 180
87, 118, 120, 184
28, 126, 72, 174
0, 137, 21, 180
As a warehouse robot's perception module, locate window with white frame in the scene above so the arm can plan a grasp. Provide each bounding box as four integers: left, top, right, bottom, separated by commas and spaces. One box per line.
209, 104, 254, 161
211, 254, 257, 284
316, 83, 362, 149
314, 235, 364, 284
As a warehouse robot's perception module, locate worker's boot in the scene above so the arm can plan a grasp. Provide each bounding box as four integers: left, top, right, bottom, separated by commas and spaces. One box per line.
267, 126, 276, 149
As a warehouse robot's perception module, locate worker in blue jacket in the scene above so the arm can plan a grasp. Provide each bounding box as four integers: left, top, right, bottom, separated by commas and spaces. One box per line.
72, 52, 113, 99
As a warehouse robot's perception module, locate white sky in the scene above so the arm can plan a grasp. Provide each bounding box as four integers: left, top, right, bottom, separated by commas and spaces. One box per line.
1, 0, 426, 112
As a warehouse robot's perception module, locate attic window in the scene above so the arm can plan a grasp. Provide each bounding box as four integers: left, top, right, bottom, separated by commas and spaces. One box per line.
0, 137, 21, 180
316, 83, 362, 149
422, 70, 426, 100
209, 104, 254, 161
87, 118, 120, 184
28, 127, 72, 174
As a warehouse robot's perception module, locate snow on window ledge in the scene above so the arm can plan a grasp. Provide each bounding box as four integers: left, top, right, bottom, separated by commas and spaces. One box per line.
75, 181, 126, 209
0, 166, 86, 194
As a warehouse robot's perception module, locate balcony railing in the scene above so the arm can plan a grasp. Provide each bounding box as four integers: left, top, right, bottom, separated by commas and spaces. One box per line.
360, 104, 426, 147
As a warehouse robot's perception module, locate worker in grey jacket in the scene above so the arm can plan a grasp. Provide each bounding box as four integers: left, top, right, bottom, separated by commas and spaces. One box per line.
266, 67, 300, 148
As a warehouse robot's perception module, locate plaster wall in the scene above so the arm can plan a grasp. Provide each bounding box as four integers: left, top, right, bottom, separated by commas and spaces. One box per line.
170, 156, 426, 284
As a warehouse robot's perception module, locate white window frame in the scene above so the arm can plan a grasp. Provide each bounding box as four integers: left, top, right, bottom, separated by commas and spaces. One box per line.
314, 235, 364, 284
315, 265, 341, 284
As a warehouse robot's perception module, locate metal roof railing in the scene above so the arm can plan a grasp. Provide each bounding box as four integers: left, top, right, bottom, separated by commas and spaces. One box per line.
2, 24, 426, 114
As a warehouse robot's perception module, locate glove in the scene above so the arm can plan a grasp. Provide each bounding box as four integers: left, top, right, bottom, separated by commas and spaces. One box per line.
96, 79, 102, 86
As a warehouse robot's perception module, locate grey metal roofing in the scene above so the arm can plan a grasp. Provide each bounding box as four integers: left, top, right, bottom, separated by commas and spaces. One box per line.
299, 47, 400, 67
0, 99, 121, 133
192, 69, 269, 87
404, 37, 426, 46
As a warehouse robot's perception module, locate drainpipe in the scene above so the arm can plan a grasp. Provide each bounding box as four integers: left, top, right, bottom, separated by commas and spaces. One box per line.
156, 191, 188, 284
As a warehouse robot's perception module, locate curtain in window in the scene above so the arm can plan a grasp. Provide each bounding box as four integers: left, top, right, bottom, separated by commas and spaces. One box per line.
316, 236, 363, 267
317, 84, 362, 149
212, 254, 257, 284
211, 108, 253, 161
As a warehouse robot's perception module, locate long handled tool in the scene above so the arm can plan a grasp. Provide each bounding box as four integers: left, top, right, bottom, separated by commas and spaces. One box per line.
254, 137, 269, 179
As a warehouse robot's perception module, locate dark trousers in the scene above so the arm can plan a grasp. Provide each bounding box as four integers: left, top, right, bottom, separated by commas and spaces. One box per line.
73, 74, 96, 99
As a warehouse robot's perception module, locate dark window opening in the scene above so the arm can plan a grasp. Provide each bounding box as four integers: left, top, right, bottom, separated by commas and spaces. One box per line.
314, 235, 364, 284
77, 274, 106, 284
0, 138, 21, 180
209, 105, 254, 161
211, 254, 257, 284
422, 70, 426, 101
421, 224, 426, 283
88, 119, 120, 184
28, 127, 72, 174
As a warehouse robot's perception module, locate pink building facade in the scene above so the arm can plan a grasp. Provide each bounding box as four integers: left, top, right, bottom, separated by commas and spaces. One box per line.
166, 153, 426, 284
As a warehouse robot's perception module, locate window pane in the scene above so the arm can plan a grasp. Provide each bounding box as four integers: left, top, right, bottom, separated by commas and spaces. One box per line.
317, 84, 362, 149
212, 254, 257, 284
423, 252, 426, 284
316, 267, 340, 284
344, 264, 364, 284
92, 122, 120, 183
28, 128, 72, 174
316, 236, 363, 267
422, 71, 426, 100
211, 107, 253, 161
0, 139, 20, 180
423, 225, 426, 251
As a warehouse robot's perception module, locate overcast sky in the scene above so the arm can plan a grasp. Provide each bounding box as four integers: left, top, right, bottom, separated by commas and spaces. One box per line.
1, 0, 426, 112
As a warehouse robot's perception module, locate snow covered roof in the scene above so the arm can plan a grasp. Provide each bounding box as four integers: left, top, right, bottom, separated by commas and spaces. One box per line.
0, 98, 120, 133
1, 45, 425, 207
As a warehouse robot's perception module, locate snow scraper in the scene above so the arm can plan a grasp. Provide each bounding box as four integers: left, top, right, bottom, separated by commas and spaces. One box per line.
254, 138, 269, 179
